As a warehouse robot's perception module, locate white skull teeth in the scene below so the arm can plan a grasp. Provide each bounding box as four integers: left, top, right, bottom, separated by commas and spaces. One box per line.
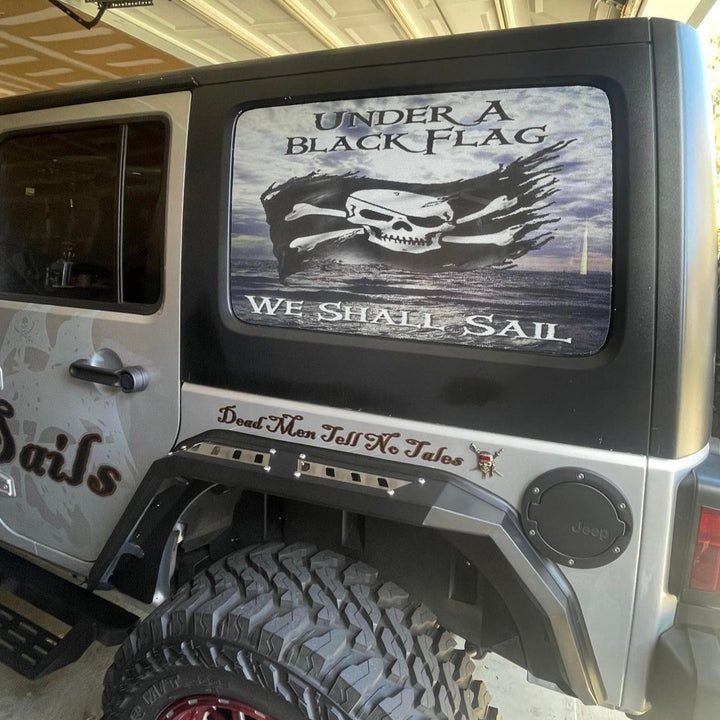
369, 232, 436, 248
365, 232, 443, 255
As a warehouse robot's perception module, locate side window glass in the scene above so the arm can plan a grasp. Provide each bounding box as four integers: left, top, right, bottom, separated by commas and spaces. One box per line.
0, 126, 119, 302
0, 120, 166, 311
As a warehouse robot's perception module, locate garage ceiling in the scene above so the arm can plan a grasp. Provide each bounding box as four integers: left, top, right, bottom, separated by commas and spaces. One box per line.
0, 0, 715, 96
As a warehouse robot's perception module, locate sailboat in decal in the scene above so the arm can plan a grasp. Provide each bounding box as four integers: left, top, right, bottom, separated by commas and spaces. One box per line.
580, 224, 588, 276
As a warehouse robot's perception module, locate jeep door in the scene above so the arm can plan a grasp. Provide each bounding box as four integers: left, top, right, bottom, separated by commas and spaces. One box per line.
0, 92, 190, 575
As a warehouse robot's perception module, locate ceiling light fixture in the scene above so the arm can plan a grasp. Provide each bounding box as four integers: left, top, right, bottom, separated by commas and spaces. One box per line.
595, 0, 627, 9
47, 1, 154, 30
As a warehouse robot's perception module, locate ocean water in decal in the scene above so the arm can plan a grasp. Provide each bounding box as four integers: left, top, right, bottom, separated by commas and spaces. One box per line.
231, 87, 613, 355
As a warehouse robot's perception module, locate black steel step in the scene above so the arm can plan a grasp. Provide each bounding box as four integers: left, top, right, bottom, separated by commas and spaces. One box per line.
0, 602, 64, 679
0, 549, 139, 679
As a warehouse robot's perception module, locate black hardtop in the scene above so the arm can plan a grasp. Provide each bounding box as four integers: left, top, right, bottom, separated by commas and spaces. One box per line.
0, 18, 653, 114
175, 16, 714, 459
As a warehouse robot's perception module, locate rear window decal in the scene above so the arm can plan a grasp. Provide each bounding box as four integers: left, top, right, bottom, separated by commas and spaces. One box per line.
231, 87, 612, 355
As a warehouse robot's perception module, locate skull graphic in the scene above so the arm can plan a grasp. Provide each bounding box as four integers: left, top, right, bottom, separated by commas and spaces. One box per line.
284, 189, 519, 255
470, 443, 503, 479
345, 190, 454, 254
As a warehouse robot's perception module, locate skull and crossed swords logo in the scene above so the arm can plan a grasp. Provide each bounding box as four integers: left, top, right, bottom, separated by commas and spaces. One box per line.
470, 443, 503, 479
284, 189, 518, 254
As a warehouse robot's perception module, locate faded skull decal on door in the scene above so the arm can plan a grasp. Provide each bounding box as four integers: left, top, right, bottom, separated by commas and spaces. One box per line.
231, 88, 613, 355
0, 310, 135, 558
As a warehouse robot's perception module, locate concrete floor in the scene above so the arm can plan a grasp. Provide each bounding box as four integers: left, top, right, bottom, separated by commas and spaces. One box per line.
0, 639, 627, 720
475, 654, 626, 720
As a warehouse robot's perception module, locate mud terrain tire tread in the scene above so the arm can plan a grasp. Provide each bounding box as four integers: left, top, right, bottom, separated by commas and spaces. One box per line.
102, 542, 499, 720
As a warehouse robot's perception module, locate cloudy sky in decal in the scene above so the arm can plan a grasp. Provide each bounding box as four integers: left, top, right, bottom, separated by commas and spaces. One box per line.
231, 87, 613, 272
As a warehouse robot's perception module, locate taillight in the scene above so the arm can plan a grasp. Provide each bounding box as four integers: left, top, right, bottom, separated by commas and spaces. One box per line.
690, 506, 720, 592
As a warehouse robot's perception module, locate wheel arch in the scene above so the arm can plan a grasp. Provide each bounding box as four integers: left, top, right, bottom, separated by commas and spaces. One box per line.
88, 430, 605, 706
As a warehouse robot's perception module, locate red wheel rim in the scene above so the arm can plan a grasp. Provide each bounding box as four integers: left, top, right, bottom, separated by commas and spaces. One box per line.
157, 694, 277, 720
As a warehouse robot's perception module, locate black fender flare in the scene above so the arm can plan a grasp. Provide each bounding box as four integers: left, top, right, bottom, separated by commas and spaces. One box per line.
89, 429, 605, 706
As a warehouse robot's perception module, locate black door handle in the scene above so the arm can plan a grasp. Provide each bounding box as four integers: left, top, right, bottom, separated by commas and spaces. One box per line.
69, 359, 149, 393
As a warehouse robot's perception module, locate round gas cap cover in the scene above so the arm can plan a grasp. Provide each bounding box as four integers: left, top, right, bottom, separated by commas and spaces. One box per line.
521, 468, 632, 568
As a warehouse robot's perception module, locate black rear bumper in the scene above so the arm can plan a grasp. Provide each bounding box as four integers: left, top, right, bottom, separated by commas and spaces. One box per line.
646, 609, 720, 720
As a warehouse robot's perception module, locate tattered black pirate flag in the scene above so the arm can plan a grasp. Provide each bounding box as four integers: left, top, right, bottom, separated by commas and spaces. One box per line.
260, 140, 572, 280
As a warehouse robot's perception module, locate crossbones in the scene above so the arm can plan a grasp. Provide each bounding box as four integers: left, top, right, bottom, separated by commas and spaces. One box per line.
285, 189, 518, 254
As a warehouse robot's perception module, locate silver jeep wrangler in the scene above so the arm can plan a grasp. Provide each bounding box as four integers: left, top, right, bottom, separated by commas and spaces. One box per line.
0, 17, 718, 720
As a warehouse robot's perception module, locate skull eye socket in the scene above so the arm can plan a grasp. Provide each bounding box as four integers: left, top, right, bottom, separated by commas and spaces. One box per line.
408, 214, 451, 228
359, 208, 394, 222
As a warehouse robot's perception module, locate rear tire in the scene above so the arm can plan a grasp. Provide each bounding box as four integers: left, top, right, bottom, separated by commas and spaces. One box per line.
102, 542, 499, 720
